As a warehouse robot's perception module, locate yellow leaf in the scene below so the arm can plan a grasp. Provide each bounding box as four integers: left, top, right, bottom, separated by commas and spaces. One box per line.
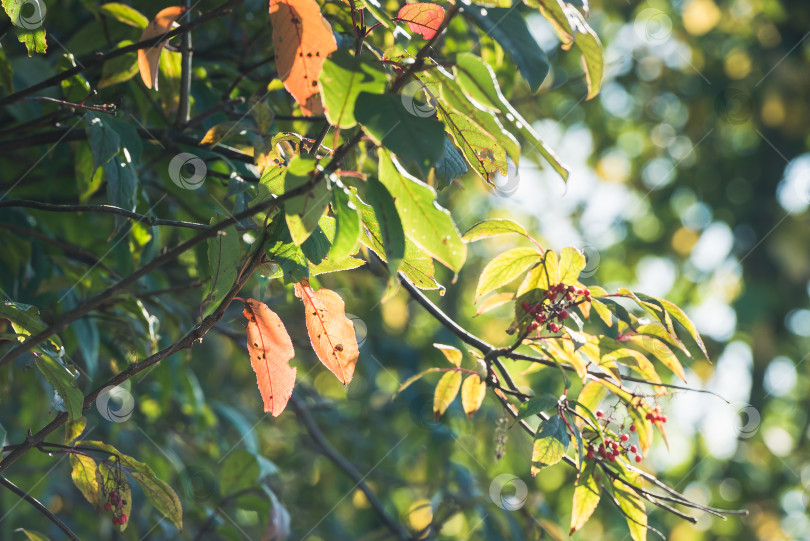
433, 370, 462, 420
433, 343, 462, 367
461, 374, 486, 419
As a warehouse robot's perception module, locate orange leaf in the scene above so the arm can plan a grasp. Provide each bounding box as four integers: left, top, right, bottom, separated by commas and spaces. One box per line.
294, 280, 359, 384
137, 6, 186, 90
269, 0, 338, 116
397, 3, 445, 40
243, 299, 296, 416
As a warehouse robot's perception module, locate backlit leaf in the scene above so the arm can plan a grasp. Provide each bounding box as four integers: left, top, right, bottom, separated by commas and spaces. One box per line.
243, 299, 296, 416
475, 292, 515, 315
269, 0, 338, 115
570, 460, 600, 534
378, 151, 466, 272
531, 414, 570, 475
329, 184, 362, 260
99, 3, 149, 28
463, 219, 528, 242
434, 343, 462, 367
70, 453, 104, 510
283, 155, 329, 245
137, 6, 185, 90
98, 40, 139, 88
320, 49, 388, 129
461, 374, 486, 419
516, 393, 558, 421
295, 280, 359, 384
433, 370, 462, 420
397, 3, 445, 40
613, 475, 648, 541
476, 247, 541, 301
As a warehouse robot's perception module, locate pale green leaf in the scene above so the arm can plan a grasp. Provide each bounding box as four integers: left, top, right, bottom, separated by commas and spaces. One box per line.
433, 370, 462, 419
476, 247, 541, 301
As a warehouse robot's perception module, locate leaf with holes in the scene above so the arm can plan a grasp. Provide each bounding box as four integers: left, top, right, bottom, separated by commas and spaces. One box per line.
243, 299, 296, 416
397, 2, 445, 40
137, 6, 185, 90
295, 280, 359, 384
269, 0, 337, 115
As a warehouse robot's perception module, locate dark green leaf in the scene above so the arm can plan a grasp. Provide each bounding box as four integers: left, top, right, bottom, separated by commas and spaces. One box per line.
515, 393, 558, 421
220, 450, 260, 496
435, 138, 468, 187
35, 356, 82, 421
329, 184, 362, 260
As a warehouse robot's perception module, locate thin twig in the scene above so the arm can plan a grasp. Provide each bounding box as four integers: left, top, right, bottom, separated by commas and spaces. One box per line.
0, 475, 81, 540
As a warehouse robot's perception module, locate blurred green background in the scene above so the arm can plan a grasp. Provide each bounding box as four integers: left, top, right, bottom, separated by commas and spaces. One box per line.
1, 0, 809, 539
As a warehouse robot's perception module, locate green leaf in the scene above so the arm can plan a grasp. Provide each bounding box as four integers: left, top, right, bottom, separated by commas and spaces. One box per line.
158, 49, 182, 114
103, 153, 139, 213
433, 370, 462, 420
70, 453, 104, 509
393, 367, 443, 396
9, 12, 46, 56
558, 247, 586, 285
84, 112, 120, 169
464, 5, 549, 92
329, 184, 362, 260
434, 343, 462, 367
264, 218, 309, 283
570, 460, 601, 534
378, 151, 466, 272
204, 222, 241, 317
0, 300, 62, 353
434, 138, 468, 187
98, 2, 149, 28
220, 450, 260, 496
531, 414, 569, 474
462, 219, 528, 242
434, 71, 521, 167
636, 292, 709, 360
436, 98, 507, 182
476, 247, 541, 301
76, 441, 183, 531
523, 0, 573, 44
64, 415, 87, 444
0, 46, 14, 92
355, 92, 446, 175
17, 530, 50, 541
320, 49, 388, 129
612, 476, 647, 541
310, 255, 366, 275
515, 393, 558, 421
517, 249, 559, 295
58, 53, 90, 102
362, 178, 406, 277
283, 155, 329, 245
35, 356, 82, 421
570, 10, 603, 100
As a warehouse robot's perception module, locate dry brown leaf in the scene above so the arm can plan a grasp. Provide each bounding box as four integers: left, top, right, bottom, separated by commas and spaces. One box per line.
137, 6, 186, 90
294, 280, 359, 384
269, 0, 337, 115
243, 298, 296, 416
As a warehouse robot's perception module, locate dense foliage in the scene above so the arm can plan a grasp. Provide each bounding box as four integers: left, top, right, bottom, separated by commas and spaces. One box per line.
0, 0, 808, 539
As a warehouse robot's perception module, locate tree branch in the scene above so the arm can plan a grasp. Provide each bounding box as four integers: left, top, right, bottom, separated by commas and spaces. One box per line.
0, 475, 81, 540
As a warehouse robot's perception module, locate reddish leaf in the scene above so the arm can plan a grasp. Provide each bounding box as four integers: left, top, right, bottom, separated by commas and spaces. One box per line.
294, 280, 359, 384
397, 3, 445, 40
137, 7, 186, 90
269, 0, 338, 116
243, 299, 296, 416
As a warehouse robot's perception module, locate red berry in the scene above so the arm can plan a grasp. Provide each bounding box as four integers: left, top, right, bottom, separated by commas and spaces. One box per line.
528, 322, 538, 331
568, 285, 575, 292
112, 516, 120, 525
565, 293, 573, 301
660, 416, 668, 423
104, 503, 111, 511
587, 448, 594, 460
120, 514, 128, 524
596, 410, 604, 418
645, 412, 654, 421
630, 445, 637, 453
522, 301, 530, 311
598, 445, 606, 458
559, 310, 569, 320
635, 455, 642, 463
549, 323, 559, 333
620, 433, 629, 442
583, 288, 590, 296
629, 424, 636, 432
608, 453, 616, 462
612, 442, 619, 451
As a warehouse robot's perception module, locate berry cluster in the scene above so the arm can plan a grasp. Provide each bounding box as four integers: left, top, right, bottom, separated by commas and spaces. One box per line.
521, 284, 591, 334
101, 462, 130, 527
645, 405, 668, 424
585, 410, 644, 464
104, 489, 129, 526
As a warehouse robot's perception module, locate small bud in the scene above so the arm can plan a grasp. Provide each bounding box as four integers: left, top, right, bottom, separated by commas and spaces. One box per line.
596, 410, 604, 418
